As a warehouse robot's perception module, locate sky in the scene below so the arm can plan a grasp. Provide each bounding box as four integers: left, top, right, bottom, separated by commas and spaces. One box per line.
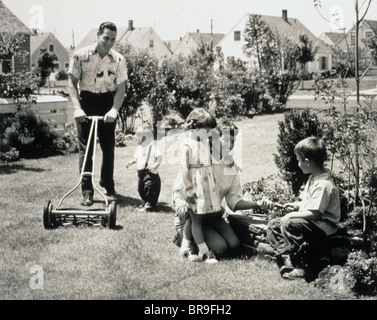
3, 0, 377, 48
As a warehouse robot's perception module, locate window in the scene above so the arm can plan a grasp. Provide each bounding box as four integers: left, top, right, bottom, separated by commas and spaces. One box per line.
64, 62, 69, 69
365, 30, 373, 40
234, 31, 241, 41
320, 56, 327, 70
350, 32, 356, 46
149, 40, 154, 48
0, 54, 13, 73
49, 44, 54, 52
185, 40, 189, 47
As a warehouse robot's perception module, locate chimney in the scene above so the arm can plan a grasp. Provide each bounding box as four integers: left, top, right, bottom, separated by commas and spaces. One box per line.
128, 20, 134, 31
197, 29, 200, 33
282, 10, 288, 22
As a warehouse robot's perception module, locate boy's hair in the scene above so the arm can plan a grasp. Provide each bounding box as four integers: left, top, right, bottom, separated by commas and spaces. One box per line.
184, 108, 217, 130
135, 124, 153, 143
98, 22, 117, 35
294, 136, 328, 166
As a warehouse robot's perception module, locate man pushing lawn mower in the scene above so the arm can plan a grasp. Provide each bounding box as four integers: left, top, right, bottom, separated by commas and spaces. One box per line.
67, 21, 128, 206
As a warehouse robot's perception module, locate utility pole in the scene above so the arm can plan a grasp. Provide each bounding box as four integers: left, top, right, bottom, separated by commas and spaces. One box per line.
210, 19, 213, 51
72, 29, 75, 50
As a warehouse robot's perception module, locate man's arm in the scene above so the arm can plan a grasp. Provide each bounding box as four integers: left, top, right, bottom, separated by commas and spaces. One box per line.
104, 81, 126, 123
67, 74, 86, 123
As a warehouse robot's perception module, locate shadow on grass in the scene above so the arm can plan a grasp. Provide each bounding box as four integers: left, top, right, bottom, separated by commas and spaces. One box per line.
115, 194, 174, 214
0, 163, 48, 175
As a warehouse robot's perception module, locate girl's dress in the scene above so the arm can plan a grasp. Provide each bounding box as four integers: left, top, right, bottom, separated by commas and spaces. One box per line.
180, 134, 221, 214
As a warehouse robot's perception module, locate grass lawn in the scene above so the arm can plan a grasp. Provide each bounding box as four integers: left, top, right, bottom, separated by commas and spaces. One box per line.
0, 113, 367, 301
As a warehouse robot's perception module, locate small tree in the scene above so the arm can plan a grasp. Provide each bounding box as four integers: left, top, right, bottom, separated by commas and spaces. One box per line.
274, 108, 323, 195
243, 14, 273, 76
243, 15, 317, 109
37, 48, 58, 87
116, 44, 158, 133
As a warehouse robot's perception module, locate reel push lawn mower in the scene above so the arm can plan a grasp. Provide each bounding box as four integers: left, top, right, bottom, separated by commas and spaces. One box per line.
43, 116, 116, 229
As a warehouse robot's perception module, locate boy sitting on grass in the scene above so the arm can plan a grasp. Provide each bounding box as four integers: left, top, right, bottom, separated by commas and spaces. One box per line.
265, 136, 341, 280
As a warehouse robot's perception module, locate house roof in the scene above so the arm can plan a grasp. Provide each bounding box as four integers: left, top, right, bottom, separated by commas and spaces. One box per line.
256, 14, 328, 51
187, 32, 225, 48
119, 26, 154, 46
30, 32, 55, 55
75, 28, 98, 50
363, 19, 377, 33
0, 1, 30, 33
324, 32, 344, 44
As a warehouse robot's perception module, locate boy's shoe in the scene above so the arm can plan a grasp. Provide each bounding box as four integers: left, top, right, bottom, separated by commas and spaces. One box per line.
279, 254, 294, 275
81, 193, 93, 206
257, 243, 276, 256
282, 268, 305, 280
179, 248, 201, 262
200, 251, 218, 264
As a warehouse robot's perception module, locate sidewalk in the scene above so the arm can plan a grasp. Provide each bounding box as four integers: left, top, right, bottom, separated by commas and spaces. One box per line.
288, 88, 377, 110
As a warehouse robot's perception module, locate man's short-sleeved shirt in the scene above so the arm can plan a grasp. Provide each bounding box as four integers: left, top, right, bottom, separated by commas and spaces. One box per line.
299, 172, 341, 236
68, 43, 128, 93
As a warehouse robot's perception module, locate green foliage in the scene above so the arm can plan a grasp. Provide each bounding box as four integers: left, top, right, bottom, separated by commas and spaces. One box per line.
0, 71, 39, 102
213, 56, 267, 116
56, 69, 68, 80
2, 108, 59, 158
37, 48, 58, 87
243, 15, 316, 108
0, 147, 19, 162
115, 43, 159, 132
344, 250, 377, 296
0, 32, 29, 67
53, 122, 78, 153
242, 174, 296, 219
274, 109, 323, 195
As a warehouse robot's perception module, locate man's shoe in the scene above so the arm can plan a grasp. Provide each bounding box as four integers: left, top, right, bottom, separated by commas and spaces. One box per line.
106, 193, 117, 202
81, 193, 93, 206
144, 202, 153, 212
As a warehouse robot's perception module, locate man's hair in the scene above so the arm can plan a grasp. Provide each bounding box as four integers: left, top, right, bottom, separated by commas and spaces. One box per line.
98, 22, 117, 35
294, 136, 328, 166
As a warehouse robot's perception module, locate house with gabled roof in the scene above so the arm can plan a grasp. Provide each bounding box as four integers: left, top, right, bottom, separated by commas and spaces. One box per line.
332, 19, 377, 74
30, 32, 70, 71
0, 0, 31, 73
75, 20, 172, 60
319, 32, 344, 47
335, 19, 377, 50
173, 30, 225, 57
216, 10, 332, 73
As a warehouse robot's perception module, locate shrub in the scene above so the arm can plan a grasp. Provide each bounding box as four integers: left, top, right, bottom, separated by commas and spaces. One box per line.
115, 126, 133, 148
0, 147, 19, 163
242, 174, 296, 219
344, 250, 377, 296
2, 108, 59, 158
53, 122, 78, 153
56, 70, 68, 81
273, 108, 323, 195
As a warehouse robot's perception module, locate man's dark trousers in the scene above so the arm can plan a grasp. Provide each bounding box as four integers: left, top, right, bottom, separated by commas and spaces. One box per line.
76, 90, 116, 196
